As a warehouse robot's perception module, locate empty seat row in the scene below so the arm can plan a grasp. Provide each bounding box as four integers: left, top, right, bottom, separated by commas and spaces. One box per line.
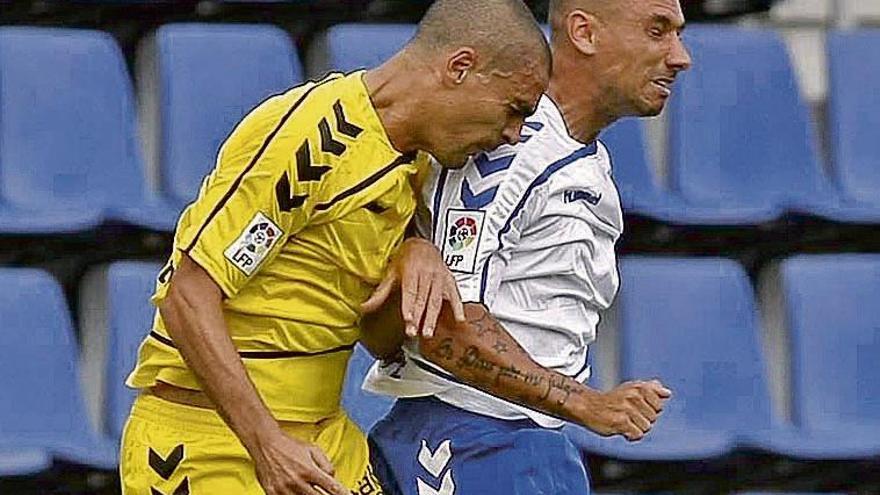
0, 24, 302, 234
1, 254, 877, 479
566, 255, 880, 465
342, 254, 880, 476
0, 24, 878, 234
611, 26, 880, 225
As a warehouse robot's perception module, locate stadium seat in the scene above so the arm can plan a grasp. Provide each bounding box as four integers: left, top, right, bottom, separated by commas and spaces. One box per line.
0, 27, 180, 234
827, 30, 880, 208
566, 257, 764, 461
600, 119, 659, 215
308, 23, 416, 76
739, 255, 880, 459
786, 254, 880, 432
0, 268, 117, 470
600, 119, 772, 226
80, 262, 161, 441
0, 449, 52, 477
341, 344, 394, 433
668, 25, 880, 224
142, 23, 303, 207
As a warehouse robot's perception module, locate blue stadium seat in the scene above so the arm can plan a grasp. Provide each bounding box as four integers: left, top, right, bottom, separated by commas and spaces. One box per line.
341, 344, 394, 433
0, 269, 116, 470
0, 449, 52, 477
80, 262, 161, 442
668, 25, 880, 224
0, 27, 179, 233
600, 119, 658, 215
566, 257, 762, 461
827, 30, 880, 208
601, 119, 772, 225
146, 24, 303, 207
104, 262, 159, 440
310, 24, 416, 75
740, 255, 880, 459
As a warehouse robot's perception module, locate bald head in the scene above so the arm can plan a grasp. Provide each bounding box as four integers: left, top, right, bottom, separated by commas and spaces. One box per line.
410, 0, 550, 74
548, 0, 621, 42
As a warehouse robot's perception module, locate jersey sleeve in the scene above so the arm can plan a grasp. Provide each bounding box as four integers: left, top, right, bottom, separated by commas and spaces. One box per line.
436, 161, 544, 305
170, 99, 317, 298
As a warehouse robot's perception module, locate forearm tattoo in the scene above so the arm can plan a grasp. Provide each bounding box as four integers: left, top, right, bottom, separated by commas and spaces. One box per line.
424, 312, 583, 410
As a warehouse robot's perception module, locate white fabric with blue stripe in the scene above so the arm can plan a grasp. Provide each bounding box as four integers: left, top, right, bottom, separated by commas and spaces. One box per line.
365, 95, 624, 428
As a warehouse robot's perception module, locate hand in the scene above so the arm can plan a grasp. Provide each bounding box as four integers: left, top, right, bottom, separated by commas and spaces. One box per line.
581, 380, 672, 442
251, 428, 348, 495
361, 237, 465, 338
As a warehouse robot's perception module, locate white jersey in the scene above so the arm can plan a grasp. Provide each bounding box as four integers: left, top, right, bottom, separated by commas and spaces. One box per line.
364, 95, 623, 428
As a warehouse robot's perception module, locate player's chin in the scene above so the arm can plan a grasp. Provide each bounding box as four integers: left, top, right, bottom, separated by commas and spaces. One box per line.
439, 153, 470, 169
635, 96, 666, 117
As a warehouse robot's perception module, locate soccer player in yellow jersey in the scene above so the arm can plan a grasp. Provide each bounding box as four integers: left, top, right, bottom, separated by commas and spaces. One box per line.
120, 1, 550, 494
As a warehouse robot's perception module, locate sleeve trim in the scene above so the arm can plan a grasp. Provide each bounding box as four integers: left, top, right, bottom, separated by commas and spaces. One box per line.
186, 246, 237, 299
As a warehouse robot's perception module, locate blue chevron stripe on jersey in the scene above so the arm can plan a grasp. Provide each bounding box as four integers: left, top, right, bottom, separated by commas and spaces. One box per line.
461, 179, 499, 210
474, 153, 516, 178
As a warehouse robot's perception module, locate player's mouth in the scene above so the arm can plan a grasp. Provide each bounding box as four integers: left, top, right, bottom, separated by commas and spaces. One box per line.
651, 77, 676, 97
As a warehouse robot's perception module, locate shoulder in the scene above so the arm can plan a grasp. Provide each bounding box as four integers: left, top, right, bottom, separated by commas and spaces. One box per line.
215, 74, 349, 161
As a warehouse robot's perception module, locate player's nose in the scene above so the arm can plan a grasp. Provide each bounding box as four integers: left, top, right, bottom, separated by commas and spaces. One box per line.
668, 35, 693, 72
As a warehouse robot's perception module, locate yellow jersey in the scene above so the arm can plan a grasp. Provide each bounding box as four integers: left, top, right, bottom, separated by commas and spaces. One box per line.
128, 71, 428, 422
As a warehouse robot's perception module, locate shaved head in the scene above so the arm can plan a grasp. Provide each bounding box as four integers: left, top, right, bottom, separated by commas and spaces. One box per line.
410, 0, 551, 73
545, 0, 691, 124
548, 0, 621, 41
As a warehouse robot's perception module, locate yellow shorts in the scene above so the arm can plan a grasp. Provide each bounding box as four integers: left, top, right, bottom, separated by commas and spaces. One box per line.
120, 394, 384, 495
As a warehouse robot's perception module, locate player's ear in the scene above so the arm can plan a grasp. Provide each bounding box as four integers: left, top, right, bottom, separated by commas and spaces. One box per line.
444, 47, 477, 86
567, 9, 599, 56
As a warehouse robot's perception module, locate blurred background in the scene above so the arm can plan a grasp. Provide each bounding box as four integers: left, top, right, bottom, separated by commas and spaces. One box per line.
0, 0, 878, 494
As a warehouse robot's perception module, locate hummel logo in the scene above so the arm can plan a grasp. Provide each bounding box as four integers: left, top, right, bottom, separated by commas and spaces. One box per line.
564, 189, 602, 206
418, 471, 456, 495
418, 439, 452, 478
417, 439, 456, 495
149, 444, 184, 480
151, 478, 189, 495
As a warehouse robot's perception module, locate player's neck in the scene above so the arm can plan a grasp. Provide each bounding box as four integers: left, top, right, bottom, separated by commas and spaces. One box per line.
363, 54, 427, 155
547, 58, 620, 144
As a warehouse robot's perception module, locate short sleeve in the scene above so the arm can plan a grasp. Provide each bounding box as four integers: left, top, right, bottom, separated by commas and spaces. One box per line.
437, 187, 542, 305
172, 125, 313, 298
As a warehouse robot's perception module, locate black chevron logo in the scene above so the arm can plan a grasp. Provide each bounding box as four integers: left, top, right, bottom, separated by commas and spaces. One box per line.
149, 444, 184, 480
151, 477, 189, 495
333, 100, 363, 138
276, 172, 307, 212
296, 140, 331, 183
319, 118, 346, 156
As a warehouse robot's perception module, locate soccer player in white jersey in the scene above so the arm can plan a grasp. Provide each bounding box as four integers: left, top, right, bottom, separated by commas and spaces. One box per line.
360, 0, 692, 493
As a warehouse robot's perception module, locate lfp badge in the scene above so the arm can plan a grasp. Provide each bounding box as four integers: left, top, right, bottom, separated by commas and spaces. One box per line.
442, 209, 485, 274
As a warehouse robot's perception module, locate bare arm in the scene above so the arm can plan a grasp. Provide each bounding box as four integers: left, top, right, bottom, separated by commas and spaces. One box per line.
421, 304, 671, 441
159, 255, 346, 495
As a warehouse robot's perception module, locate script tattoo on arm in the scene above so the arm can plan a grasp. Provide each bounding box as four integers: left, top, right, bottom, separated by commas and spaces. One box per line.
420, 304, 588, 420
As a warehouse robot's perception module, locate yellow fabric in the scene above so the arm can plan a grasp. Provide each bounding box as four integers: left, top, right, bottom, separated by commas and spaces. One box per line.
120, 394, 384, 495
127, 70, 429, 421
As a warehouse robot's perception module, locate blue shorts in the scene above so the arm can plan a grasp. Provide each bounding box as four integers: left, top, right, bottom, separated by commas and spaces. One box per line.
368, 396, 591, 495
